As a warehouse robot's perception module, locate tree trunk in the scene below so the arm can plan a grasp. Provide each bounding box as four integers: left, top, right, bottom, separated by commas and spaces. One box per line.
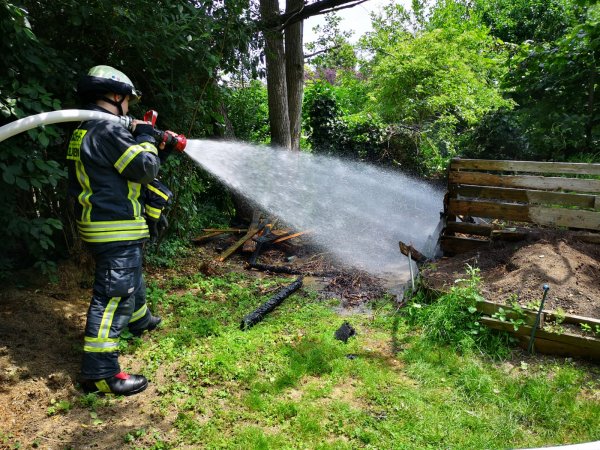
285, 0, 304, 151
260, 0, 292, 148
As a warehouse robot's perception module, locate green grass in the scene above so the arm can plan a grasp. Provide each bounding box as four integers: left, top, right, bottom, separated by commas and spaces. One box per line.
79, 269, 600, 449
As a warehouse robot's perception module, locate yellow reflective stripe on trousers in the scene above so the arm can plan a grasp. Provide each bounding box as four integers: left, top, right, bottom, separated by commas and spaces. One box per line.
145, 205, 161, 220
129, 304, 148, 323
114, 143, 157, 174
99, 297, 121, 339
75, 160, 93, 222
147, 183, 169, 201
95, 379, 112, 393
128, 181, 142, 217
83, 336, 119, 353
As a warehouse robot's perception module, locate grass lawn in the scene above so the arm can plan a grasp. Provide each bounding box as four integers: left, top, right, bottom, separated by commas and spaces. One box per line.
92, 270, 600, 449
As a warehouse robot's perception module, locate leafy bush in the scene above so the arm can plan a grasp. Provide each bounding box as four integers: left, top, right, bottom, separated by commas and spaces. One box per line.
304, 81, 386, 162
223, 80, 270, 144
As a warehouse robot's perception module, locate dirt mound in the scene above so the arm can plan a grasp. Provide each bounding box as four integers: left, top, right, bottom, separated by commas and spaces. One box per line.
422, 231, 600, 318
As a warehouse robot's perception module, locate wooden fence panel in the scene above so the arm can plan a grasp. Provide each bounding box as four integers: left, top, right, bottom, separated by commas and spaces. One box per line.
454, 185, 599, 209
451, 159, 600, 175
449, 171, 600, 194
442, 158, 600, 255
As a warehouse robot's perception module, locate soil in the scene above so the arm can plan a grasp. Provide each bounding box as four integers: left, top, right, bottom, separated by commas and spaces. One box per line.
0, 229, 598, 448
421, 230, 600, 318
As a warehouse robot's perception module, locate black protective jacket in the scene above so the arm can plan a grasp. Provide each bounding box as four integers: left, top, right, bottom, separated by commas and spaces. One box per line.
67, 105, 161, 244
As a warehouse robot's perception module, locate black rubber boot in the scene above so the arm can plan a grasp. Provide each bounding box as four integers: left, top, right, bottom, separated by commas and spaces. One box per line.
80, 372, 148, 396
131, 316, 162, 337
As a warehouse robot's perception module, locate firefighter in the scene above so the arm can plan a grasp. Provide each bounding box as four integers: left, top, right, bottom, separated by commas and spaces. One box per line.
67, 65, 171, 396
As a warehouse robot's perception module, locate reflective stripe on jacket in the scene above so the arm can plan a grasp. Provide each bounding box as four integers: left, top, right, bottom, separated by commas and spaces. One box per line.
67, 105, 161, 244
144, 179, 173, 221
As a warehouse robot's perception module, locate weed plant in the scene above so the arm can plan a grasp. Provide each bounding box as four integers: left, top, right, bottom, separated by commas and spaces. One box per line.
405, 264, 513, 358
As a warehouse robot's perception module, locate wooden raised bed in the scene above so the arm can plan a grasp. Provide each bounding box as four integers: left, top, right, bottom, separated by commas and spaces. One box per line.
476, 300, 600, 361
442, 158, 600, 255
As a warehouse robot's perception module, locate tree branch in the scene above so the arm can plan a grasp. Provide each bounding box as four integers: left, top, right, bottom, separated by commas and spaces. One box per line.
304, 44, 342, 59
261, 0, 370, 30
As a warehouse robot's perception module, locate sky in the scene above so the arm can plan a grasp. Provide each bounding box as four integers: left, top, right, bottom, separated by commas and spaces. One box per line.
303, 0, 412, 45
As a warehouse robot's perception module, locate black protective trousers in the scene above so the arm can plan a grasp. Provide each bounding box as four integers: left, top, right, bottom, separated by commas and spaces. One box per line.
81, 243, 152, 380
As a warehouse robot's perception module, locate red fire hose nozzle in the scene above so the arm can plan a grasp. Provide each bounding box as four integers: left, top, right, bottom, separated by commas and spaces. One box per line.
143, 110, 187, 153
158, 129, 187, 153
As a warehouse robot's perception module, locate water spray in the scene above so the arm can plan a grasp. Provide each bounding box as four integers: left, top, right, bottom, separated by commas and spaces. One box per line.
185, 140, 444, 276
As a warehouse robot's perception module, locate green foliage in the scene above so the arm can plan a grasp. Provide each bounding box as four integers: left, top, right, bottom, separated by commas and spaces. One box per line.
304, 81, 387, 161
474, 0, 578, 43
46, 399, 72, 416
503, 3, 600, 159
305, 13, 357, 72
0, 3, 67, 272
492, 302, 527, 331
368, 25, 512, 173
349, 0, 599, 172
1, 0, 258, 273
223, 80, 270, 143
111, 267, 600, 448
407, 265, 512, 357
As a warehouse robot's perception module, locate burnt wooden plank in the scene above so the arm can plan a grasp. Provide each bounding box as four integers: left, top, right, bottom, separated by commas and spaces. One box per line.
272, 230, 311, 244
450, 158, 600, 176
490, 229, 528, 241
444, 221, 494, 236
455, 185, 598, 209
448, 199, 600, 230
192, 231, 226, 244
398, 241, 428, 263
219, 211, 263, 262
449, 171, 600, 194
440, 235, 490, 254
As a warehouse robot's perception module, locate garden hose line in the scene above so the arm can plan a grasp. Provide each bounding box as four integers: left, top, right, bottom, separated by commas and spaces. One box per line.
0, 109, 132, 143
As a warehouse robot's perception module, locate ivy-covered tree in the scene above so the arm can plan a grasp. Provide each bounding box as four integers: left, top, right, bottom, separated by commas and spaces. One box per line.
0, 3, 67, 273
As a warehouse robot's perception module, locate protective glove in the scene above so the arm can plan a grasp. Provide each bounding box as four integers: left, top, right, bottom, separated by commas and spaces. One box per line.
148, 219, 159, 241
148, 215, 169, 242
158, 146, 172, 163
133, 123, 156, 145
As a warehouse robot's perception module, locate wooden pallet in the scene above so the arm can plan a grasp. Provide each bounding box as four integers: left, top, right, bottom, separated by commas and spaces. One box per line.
442, 158, 600, 255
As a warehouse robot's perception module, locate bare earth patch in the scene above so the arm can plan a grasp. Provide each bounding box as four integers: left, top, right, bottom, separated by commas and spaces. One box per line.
421, 230, 600, 318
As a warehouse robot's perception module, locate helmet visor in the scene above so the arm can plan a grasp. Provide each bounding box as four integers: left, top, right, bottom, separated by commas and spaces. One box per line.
129, 89, 141, 104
